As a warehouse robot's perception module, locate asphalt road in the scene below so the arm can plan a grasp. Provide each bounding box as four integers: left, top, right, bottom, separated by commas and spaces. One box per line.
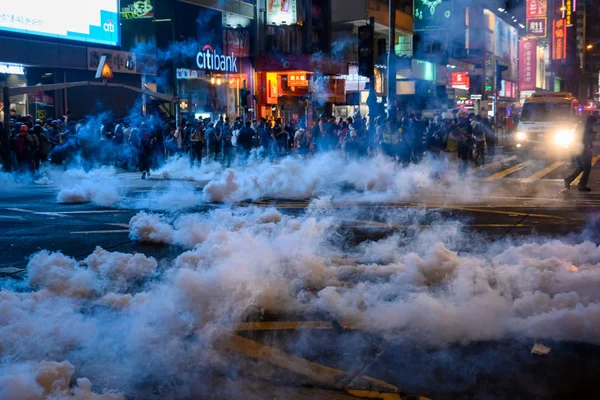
2, 152, 600, 399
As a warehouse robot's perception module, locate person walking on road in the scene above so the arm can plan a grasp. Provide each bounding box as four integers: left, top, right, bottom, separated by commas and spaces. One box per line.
564, 115, 597, 192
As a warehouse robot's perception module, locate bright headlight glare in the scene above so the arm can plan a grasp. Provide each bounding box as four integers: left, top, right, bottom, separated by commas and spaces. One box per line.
555, 130, 574, 146
516, 131, 526, 141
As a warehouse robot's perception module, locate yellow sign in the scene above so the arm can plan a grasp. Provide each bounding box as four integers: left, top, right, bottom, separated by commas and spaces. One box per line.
101, 63, 113, 79
288, 73, 308, 87
95, 55, 114, 79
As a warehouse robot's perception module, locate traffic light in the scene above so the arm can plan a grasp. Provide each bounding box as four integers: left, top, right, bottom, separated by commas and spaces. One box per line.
240, 88, 249, 108
358, 19, 375, 78
496, 61, 508, 92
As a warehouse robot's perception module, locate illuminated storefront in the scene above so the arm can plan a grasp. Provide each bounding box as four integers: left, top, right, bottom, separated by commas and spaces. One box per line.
255, 54, 347, 123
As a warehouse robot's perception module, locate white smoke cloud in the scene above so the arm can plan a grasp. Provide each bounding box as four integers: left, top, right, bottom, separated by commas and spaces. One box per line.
0, 360, 123, 400
4, 193, 600, 398
56, 167, 123, 207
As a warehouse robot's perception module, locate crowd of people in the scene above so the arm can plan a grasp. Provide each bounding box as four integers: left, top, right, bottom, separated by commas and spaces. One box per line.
1, 109, 499, 179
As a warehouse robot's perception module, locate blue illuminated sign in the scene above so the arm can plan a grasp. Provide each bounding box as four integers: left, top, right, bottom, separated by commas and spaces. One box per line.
0, 1, 120, 46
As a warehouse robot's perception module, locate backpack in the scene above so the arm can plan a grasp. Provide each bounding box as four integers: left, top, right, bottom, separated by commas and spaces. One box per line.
16, 134, 32, 157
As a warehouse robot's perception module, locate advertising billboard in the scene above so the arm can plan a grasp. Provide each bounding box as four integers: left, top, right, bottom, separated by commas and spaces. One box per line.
519, 39, 537, 91
451, 72, 469, 89
0, 1, 119, 46
120, 0, 154, 20
414, 0, 454, 31
526, 0, 547, 38
267, 0, 298, 25
526, 0, 547, 18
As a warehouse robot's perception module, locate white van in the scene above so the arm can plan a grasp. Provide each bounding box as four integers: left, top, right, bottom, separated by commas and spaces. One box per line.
515, 92, 580, 157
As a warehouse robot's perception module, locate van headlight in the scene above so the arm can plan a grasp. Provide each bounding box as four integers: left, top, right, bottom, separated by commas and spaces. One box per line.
554, 130, 575, 146
516, 131, 527, 141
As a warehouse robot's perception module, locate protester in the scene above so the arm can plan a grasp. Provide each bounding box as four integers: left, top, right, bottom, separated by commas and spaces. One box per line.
564, 115, 597, 192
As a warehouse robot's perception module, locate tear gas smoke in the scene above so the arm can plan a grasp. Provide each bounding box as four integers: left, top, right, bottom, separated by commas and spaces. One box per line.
56, 167, 123, 207
0, 360, 123, 400
3, 200, 600, 398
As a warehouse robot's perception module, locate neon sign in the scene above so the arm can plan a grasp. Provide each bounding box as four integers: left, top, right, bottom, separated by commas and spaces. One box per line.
196, 45, 238, 73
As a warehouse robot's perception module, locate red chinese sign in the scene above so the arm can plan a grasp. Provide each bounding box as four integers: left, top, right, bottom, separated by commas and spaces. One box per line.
519, 40, 537, 91
526, 0, 547, 37
526, 0, 547, 18
552, 19, 567, 60
451, 72, 470, 89
527, 18, 547, 38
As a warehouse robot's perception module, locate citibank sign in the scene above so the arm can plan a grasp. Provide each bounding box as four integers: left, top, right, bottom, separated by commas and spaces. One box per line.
196, 45, 238, 73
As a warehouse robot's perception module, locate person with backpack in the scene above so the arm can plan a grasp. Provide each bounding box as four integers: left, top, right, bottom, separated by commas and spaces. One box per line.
456, 112, 474, 176
221, 122, 234, 168
471, 115, 486, 166
237, 121, 256, 160
294, 128, 311, 157
32, 124, 51, 171
189, 122, 205, 168
12, 125, 35, 173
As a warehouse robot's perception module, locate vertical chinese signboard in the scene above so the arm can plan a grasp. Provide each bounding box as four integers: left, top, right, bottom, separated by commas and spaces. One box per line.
519, 39, 537, 91
565, 0, 573, 27
526, 0, 547, 38
552, 19, 567, 60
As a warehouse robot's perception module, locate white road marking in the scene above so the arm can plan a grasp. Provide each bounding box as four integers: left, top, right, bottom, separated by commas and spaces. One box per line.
57, 210, 130, 214
70, 229, 129, 234
5, 207, 68, 217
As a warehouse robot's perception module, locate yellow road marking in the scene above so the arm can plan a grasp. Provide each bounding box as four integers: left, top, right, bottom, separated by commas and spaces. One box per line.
469, 155, 517, 175
346, 390, 403, 400
521, 161, 565, 183
571, 155, 600, 186
220, 334, 400, 393
233, 321, 333, 331
482, 161, 533, 181
447, 206, 568, 220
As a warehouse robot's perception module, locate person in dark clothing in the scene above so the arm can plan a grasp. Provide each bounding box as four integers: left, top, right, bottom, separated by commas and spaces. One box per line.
189, 122, 205, 168
565, 115, 597, 192
13, 125, 35, 173
139, 124, 154, 179
182, 121, 194, 154
482, 117, 496, 160
411, 113, 426, 163
32, 124, 51, 171
237, 121, 255, 156
272, 118, 286, 157
258, 120, 272, 158
221, 123, 234, 167
207, 123, 221, 161
456, 113, 474, 176
311, 114, 326, 152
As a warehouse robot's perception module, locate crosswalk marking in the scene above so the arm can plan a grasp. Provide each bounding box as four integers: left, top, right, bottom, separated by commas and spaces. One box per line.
482, 160, 533, 182
469, 155, 517, 175
521, 161, 565, 183
571, 155, 600, 186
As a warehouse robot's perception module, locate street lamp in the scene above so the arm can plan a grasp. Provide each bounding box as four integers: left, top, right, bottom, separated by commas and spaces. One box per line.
587, 44, 594, 50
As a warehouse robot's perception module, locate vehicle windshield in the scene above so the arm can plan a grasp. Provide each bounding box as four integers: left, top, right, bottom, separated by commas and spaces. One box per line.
521, 102, 574, 122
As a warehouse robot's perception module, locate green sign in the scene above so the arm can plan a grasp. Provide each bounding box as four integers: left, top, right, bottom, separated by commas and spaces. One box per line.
554, 78, 561, 92
485, 85, 492, 91
414, 0, 454, 31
